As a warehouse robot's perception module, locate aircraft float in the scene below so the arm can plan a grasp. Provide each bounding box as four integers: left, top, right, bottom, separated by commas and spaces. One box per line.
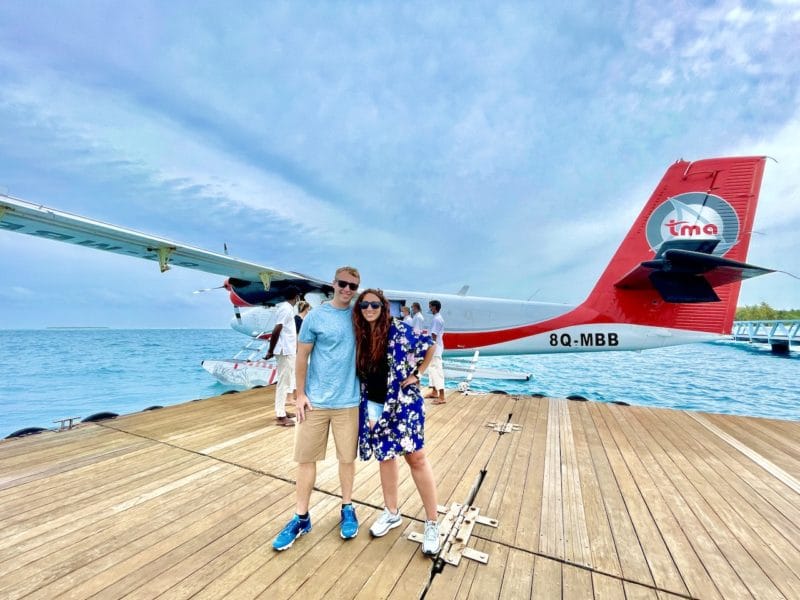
0, 156, 775, 388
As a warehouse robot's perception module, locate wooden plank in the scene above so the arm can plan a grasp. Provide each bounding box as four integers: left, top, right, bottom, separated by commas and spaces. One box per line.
634, 407, 786, 599
568, 401, 621, 574
425, 538, 510, 600
497, 547, 533, 599
187, 494, 343, 600
0, 452, 208, 567
0, 453, 216, 562
318, 511, 418, 599
1, 468, 258, 599
1, 389, 798, 600
604, 405, 721, 599
591, 404, 687, 595
689, 412, 800, 494
647, 408, 800, 599
24, 473, 276, 600
513, 396, 549, 554
562, 561, 593, 599
539, 400, 564, 558
673, 419, 800, 563
704, 412, 800, 468
351, 522, 426, 599
0, 443, 177, 518
591, 571, 625, 600
385, 528, 436, 600
531, 550, 561, 598
624, 407, 761, 598
581, 403, 654, 586
558, 400, 592, 566
478, 395, 536, 547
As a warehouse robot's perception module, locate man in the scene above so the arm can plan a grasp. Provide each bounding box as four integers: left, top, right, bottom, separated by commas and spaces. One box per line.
265, 285, 300, 427
272, 266, 362, 551
426, 299, 446, 404
400, 305, 413, 325
411, 301, 425, 334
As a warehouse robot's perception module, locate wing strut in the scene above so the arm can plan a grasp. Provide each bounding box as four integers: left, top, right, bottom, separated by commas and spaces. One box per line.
147, 246, 176, 273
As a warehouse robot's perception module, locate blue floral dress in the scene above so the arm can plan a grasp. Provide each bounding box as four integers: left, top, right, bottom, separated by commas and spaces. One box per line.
358, 319, 432, 461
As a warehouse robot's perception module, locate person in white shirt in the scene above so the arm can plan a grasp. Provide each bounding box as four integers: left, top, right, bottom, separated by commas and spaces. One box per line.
265, 285, 301, 426
411, 302, 425, 334
401, 305, 413, 325
425, 300, 446, 404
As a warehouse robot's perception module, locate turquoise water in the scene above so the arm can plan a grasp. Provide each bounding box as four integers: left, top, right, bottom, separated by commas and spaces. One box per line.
0, 329, 797, 437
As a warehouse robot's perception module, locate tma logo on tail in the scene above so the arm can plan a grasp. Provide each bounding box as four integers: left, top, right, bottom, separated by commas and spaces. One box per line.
645, 193, 739, 256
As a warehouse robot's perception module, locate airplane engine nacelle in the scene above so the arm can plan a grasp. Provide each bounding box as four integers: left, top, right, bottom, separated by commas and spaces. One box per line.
230, 306, 278, 337
224, 277, 333, 307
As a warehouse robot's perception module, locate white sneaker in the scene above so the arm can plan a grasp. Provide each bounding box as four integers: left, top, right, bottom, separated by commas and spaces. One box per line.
369, 507, 403, 537
422, 519, 441, 555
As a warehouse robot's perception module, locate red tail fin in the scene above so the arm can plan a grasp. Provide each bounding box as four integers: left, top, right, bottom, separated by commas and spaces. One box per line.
583, 156, 767, 334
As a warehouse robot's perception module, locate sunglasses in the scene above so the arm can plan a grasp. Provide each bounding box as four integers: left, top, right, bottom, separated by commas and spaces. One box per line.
336, 279, 359, 291
358, 301, 382, 310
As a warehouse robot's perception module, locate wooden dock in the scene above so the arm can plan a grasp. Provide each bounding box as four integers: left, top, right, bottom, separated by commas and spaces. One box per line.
1, 388, 798, 599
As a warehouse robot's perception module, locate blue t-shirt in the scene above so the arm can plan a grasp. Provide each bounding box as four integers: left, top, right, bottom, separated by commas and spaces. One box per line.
298, 302, 360, 409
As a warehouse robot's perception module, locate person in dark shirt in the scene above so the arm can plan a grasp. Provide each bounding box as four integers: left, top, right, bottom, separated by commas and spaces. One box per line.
294, 300, 311, 336
352, 288, 441, 555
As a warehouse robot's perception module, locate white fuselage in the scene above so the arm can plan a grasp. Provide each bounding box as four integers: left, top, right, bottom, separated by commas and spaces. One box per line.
230, 289, 719, 356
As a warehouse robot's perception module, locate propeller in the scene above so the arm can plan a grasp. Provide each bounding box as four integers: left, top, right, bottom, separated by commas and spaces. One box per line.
193, 285, 225, 294
193, 244, 231, 294
223, 242, 243, 322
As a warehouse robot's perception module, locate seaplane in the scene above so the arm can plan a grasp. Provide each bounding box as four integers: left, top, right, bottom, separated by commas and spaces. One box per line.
0, 156, 775, 388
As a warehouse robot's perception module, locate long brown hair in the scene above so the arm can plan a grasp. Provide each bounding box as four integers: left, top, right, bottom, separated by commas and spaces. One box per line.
352, 288, 391, 377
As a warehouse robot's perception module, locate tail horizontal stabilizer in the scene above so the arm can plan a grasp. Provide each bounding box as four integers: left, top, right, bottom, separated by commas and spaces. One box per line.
615, 246, 774, 303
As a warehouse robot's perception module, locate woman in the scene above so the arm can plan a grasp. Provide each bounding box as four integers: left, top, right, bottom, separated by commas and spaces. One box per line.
353, 288, 441, 556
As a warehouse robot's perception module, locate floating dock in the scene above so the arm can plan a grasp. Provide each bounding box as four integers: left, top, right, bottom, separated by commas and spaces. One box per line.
1, 388, 798, 599
731, 319, 800, 353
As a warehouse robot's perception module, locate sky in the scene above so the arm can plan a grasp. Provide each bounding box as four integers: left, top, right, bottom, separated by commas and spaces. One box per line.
0, 1, 799, 329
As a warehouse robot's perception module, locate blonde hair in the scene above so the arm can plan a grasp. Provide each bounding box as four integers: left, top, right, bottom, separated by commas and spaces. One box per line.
297, 301, 311, 313
334, 265, 360, 280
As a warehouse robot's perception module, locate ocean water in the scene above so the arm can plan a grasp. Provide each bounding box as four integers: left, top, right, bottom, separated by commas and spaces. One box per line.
0, 329, 797, 437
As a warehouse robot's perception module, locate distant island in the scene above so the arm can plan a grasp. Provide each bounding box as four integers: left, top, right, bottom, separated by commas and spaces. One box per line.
736, 302, 800, 320
46, 326, 111, 330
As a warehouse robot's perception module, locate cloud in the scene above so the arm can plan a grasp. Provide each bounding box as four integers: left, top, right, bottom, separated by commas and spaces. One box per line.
1, 0, 799, 326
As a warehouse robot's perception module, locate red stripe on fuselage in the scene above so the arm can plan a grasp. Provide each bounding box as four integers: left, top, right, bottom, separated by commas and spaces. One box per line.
444, 305, 603, 349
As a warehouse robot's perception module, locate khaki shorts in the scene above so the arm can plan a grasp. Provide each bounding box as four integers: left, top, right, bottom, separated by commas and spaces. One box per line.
428, 356, 445, 390
293, 406, 359, 463
275, 354, 296, 410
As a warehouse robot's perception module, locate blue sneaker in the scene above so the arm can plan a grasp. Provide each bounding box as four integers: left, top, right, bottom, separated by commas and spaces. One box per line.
340, 504, 359, 539
272, 515, 312, 551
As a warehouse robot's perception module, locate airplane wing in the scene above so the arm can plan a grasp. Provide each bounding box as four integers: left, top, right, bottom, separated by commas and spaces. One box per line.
0, 194, 333, 303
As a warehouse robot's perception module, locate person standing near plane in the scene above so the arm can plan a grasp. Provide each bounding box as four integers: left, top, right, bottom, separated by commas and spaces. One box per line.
426, 300, 446, 404
411, 302, 425, 334
272, 267, 362, 551
294, 300, 311, 336
353, 288, 441, 555
400, 305, 413, 325
265, 286, 300, 427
